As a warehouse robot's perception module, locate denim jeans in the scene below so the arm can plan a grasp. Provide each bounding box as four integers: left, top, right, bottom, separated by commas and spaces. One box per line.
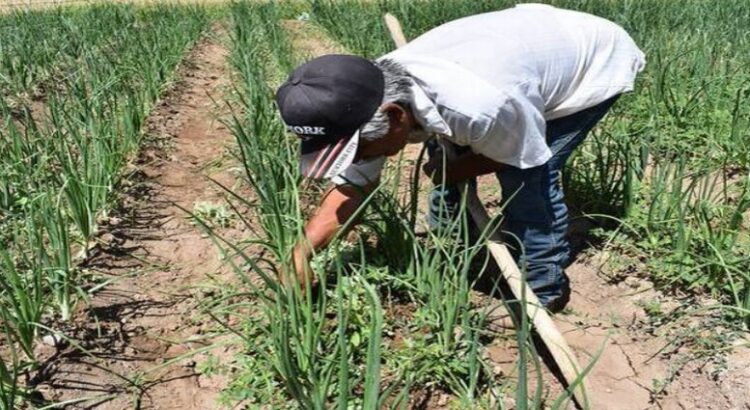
426, 95, 620, 306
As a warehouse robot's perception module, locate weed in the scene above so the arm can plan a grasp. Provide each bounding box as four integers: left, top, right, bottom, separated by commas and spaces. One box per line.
192, 201, 234, 228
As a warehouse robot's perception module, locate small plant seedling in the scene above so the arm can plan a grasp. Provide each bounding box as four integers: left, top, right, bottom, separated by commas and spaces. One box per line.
192, 201, 234, 228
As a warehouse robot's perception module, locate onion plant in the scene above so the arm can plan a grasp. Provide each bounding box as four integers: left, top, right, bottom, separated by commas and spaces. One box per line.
216, 3, 393, 407
0, 4, 146, 101
0, 331, 24, 410
0, 248, 44, 361
1, 2, 210, 319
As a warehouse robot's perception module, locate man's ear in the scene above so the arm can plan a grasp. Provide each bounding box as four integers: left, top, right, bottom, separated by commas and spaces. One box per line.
380, 102, 406, 127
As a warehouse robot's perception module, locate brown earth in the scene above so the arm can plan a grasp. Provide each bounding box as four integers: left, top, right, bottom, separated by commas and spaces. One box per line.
559, 259, 750, 409
282, 19, 346, 58
29, 29, 242, 409
285, 20, 750, 410
484, 252, 750, 409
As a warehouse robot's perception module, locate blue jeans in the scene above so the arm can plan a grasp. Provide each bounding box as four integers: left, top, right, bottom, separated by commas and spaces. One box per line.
426, 96, 620, 307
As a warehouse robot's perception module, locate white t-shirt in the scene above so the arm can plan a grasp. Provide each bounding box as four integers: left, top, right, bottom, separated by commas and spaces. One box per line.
332, 4, 645, 186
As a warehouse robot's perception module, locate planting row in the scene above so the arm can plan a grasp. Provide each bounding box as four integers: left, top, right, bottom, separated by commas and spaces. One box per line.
214, 0, 750, 407
212, 2, 588, 408
1, 4, 151, 100
0, 4, 211, 407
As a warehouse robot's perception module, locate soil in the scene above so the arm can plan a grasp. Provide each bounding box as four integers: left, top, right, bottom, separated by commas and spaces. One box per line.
481, 254, 750, 410
282, 19, 346, 57
29, 29, 242, 409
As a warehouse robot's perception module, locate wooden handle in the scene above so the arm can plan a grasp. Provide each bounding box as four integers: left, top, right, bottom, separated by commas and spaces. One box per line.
450, 140, 590, 408
384, 13, 407, 48
485, 240, 589, 407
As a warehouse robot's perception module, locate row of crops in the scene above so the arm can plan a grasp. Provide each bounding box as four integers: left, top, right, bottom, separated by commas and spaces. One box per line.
212, 0, 750, 408
211, 3, 515, 407
0, 3, 212, 407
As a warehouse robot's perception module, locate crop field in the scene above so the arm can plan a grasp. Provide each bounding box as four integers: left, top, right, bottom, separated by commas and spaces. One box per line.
0, 0, 748, 409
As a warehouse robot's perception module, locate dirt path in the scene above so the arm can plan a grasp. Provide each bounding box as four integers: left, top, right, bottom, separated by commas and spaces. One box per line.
554, 258, 750, 409
31, 30, 240, 409
483, 254, 750, 409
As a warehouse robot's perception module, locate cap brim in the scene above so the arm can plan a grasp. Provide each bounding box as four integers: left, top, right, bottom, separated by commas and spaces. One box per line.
300, 130, 359, 180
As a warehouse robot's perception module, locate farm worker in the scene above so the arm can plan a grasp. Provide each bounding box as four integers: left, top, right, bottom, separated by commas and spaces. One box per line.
275, 4, 645, 312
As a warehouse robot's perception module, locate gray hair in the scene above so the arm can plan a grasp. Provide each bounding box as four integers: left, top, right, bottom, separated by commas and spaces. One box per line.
359, 59, 413, 141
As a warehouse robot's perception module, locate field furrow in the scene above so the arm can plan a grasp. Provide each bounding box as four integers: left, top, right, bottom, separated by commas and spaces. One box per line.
31, 28, 243, 409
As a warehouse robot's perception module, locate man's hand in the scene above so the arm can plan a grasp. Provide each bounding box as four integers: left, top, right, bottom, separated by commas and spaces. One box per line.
284, 241, 316, 292
285, 183, 375, 291
423, 150, 508, 185
422, 154, 448, 185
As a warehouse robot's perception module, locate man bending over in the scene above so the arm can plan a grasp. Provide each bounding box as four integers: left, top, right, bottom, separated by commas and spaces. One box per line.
275, 4, 645, 312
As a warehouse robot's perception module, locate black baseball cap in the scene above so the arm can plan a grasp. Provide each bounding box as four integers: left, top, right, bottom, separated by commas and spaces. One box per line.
276, 54, 385, 179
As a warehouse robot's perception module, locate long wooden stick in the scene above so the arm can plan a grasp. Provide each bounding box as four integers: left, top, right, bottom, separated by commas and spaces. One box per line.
384, 13, 408, 48
383, 12, 590, 408
464, 174, 590, 409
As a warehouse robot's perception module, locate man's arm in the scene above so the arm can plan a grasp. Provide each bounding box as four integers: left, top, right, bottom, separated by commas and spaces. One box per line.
423, 150, 508, 185
290, 183, 376, 287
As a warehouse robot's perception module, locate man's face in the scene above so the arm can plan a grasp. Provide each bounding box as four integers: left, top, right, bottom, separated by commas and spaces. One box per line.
356, 103, 413, 161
